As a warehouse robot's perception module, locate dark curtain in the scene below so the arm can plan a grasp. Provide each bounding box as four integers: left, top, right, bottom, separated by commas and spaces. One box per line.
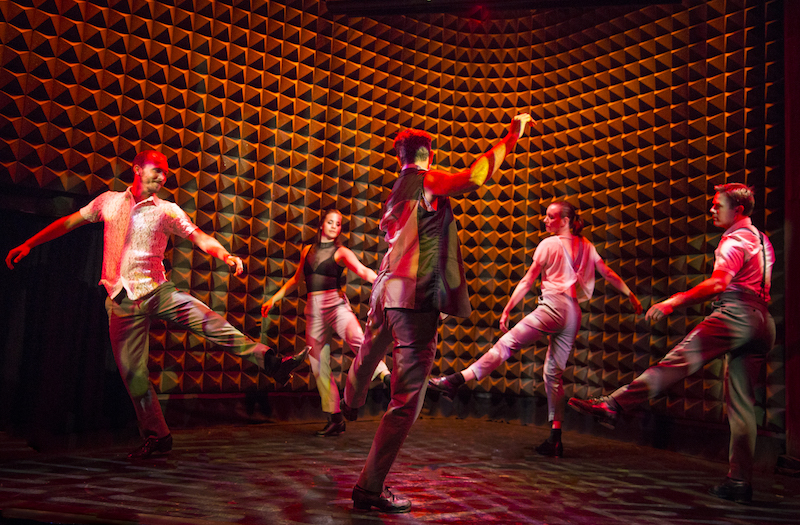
0, 206, 136, 451
784, 0, 800, 459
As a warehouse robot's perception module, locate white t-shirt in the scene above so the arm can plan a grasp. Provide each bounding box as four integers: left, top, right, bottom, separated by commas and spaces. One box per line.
533, 235, 601, 303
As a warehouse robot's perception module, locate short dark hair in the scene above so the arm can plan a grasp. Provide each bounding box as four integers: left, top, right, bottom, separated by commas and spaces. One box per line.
132, 150, 168, 170
714, 183, 755, 216
393, 129, 432, 165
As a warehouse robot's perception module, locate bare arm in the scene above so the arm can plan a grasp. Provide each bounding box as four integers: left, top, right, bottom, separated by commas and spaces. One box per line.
5, 211, 89, 269
335, 247, 377, 283
645, 270, 733, 322
423, 113, 535, 199
595, 258, 643, 314
500, 259, 543, 332
188, 229, 244, 276
261, 245, 310, 316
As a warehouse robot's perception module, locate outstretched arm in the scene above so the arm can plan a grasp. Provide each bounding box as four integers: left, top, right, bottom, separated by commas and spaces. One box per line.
500, 259, 542, 332
646, 270, 732, 322
261, 245, 310, 316
5, 211, 88, 269
335, 247, 378, 284
595, 259, 643, 314
424, 113, 535, 199
189, 229, 245, 276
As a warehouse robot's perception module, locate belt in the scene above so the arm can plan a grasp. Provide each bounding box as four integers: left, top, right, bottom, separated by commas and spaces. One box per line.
717, 291, 768, 309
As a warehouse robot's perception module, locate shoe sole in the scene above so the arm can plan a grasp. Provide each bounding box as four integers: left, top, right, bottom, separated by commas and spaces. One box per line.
353, 502, 412, 513
128, 450, 171, 460
535, 448, 563, 458
314, 427, 345, 437
708, 488, 752, 504
709, 494, 752, 504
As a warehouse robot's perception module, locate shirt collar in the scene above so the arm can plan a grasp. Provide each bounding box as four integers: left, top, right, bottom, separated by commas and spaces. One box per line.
722, 216, 753, 237
125, 186, 159, 207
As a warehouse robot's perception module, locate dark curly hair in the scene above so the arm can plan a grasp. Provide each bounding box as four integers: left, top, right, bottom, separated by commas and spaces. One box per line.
393, 129, 433, 165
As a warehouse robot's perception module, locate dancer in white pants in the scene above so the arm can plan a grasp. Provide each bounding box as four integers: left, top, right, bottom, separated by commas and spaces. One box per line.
429, 201, 642, 457
262, 208, 390, 436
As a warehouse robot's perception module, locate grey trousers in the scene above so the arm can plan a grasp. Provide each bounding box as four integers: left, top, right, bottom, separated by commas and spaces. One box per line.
105, 281, 273, 439
344, 293, 440, 493
466, 293, 581, 422
611, 292, 774, 482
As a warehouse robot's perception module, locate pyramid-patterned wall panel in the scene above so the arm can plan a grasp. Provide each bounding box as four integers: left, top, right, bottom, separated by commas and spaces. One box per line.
0, 0, 784, 431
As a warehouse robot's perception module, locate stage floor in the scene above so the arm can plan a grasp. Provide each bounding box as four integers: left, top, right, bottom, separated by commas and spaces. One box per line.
1, 417, 798, 525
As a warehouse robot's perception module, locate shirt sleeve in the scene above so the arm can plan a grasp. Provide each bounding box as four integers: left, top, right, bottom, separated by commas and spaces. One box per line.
714, 236, 746, 276
162, 202, 199, 238
532, 237, 557, 269
79, 192, 108, 223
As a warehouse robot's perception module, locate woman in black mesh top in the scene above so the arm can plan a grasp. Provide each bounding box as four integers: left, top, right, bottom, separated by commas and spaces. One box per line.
262, 209, 390, 436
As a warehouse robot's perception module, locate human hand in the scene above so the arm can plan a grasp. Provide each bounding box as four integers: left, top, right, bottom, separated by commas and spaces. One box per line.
500, 310, 511, 332
261, 299, 274, 317
628, 293, 643, 315
512, 113, 536, 138
645, 301, 673, 322
225, 255, 244, 276
5, 244, 30, 270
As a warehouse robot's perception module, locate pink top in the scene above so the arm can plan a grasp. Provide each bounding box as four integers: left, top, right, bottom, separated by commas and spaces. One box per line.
80, 188, 198, 300
715, 217, 773, 301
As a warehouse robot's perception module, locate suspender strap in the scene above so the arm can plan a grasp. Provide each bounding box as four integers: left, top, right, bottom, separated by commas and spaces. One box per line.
732, 226, 767, 301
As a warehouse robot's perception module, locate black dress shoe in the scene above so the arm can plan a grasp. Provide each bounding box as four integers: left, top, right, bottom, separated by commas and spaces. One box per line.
315, 419, 346, 437
271, 346, 310, 385
352, 485, 411, 513
128, 434, 173, 459
708, 477, 753, 503
428, 375, 458, 400
339, 399, 358, 421
535, 438, 563, 457
568, 396, 619, 429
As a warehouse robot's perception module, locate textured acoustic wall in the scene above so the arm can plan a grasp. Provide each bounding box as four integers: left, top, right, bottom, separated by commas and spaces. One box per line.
0, 0, 784, 431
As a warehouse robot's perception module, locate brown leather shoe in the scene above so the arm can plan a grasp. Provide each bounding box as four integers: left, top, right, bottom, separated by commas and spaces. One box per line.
352, 485, 411, 513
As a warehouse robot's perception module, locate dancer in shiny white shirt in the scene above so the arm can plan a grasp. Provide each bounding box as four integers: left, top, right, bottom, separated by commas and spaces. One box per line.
6, 150, 307, 459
